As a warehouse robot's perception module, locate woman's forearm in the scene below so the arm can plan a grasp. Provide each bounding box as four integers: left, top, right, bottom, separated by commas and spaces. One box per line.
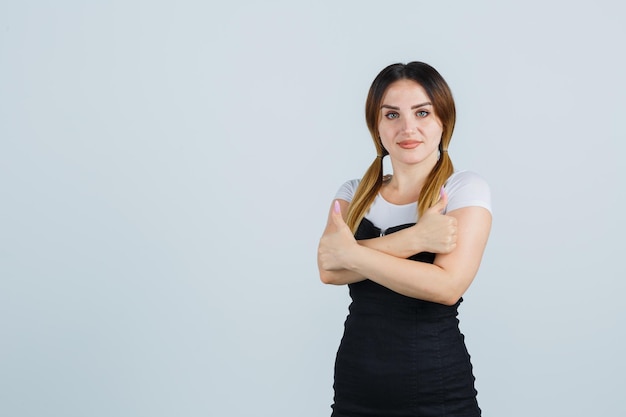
318, 267, 366, 285
334, 207, 491, 304
318, 230, 425, 285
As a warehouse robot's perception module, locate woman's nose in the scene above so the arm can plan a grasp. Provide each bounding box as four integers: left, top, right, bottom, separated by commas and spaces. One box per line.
402, 120, 416, 134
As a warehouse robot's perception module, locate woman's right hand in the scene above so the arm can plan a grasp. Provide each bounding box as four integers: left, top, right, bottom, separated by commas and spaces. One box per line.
318, 200, 360, 272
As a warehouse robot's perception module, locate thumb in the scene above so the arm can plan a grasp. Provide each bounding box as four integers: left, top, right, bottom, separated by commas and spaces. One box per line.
331, 200, 346, 226
427, 186, 448, 214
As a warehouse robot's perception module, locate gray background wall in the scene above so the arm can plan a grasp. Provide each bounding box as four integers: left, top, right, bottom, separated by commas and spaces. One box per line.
2, 1, 625, 416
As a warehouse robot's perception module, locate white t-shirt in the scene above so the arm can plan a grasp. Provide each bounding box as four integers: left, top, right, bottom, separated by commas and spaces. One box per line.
334, 170, 492, 232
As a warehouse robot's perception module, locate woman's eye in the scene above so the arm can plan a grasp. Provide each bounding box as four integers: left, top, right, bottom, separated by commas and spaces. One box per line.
416, 110, 429, 117
385, 112, 399, 119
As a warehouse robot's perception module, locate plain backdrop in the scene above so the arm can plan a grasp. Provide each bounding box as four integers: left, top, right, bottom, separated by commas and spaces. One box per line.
2, 1, 625, 416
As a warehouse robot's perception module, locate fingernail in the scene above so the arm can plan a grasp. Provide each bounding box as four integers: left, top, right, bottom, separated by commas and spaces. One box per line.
334, 200, 340, 213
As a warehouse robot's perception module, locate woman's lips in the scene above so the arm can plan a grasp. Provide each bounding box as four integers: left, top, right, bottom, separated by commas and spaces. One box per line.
398, 140, 422, 149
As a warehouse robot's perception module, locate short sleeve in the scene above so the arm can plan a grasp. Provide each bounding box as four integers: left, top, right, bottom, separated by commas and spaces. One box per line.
334, 179, 360, 203
443, 171, 492, 214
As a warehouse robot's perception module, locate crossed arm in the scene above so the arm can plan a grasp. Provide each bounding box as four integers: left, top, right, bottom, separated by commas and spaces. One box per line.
317, 199, 492, 305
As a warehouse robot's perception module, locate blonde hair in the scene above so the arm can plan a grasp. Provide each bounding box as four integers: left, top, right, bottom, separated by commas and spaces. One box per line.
346, 62, 456, 233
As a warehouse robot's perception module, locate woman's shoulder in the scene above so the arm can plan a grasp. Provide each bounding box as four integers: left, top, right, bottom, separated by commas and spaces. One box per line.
446, 170, 488, 185
444, 170, 492, 213
334, 178, 361, 203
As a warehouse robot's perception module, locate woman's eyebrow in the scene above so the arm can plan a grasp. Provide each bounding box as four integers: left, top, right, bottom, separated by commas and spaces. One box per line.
411, 102, 432, 109
380, 102, 432, 110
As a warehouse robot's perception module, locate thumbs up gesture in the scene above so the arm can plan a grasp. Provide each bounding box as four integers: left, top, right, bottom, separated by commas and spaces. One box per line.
412, 187, 458, 254
317, 200, 358, 271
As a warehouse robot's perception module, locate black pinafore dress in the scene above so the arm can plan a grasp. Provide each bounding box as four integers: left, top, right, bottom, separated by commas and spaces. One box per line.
331, 218, 481, 417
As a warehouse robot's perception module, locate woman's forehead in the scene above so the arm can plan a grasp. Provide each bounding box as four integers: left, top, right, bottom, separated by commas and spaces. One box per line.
381, 80, 429, 105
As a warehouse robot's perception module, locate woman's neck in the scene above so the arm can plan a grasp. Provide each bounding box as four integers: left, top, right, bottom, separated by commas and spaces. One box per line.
382, 160, 437, 205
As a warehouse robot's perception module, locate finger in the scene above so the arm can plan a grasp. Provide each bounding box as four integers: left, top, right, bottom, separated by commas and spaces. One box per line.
427, 186, 448, 214
439, 186, 449, 208
334, 199, 341, 214
331, 200, 345, 226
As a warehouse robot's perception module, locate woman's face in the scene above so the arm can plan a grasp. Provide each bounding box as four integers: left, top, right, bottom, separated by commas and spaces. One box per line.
378, 79, 443, 168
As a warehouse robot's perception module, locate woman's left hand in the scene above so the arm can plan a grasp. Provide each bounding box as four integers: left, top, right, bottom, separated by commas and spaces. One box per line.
317, 200, 359, 271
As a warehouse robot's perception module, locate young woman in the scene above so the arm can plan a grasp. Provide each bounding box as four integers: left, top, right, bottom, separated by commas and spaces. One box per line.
317, 62, 492, 417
